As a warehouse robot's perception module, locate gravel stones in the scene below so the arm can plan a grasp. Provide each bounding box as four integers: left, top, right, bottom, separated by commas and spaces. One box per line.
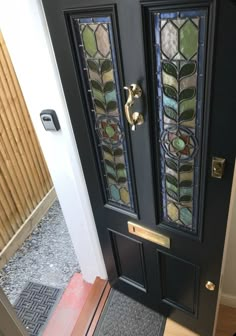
0, 199, 80, 304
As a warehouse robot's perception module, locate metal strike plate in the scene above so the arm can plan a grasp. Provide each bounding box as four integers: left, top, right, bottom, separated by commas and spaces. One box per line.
128, 221, 170, 249
211, 157, 226, 179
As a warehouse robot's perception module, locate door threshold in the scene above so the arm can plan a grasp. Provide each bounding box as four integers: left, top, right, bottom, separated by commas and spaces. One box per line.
43, 273, 92, 336
71, 277, 110, 336
71, 279, 196, 336
71, 280, 234, 336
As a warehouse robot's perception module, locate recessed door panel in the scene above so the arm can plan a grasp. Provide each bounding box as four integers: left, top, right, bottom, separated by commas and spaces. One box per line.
109, 230, 147, 291
157, 251, 199, 316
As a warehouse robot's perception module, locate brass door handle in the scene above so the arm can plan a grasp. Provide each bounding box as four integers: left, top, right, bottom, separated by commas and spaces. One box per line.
124, 84, 144, 131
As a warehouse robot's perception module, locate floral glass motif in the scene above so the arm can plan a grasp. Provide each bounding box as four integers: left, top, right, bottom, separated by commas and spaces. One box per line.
154, 10, 207, 231
75, 17, 134, 210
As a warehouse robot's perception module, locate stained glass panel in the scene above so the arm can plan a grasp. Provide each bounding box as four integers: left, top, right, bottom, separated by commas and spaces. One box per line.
74, 17, 134, 211
154, 10, 207, 232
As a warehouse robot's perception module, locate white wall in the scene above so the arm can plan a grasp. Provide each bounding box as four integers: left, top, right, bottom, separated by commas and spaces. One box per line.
0, 0, 107, 283
221, 163, 236, 307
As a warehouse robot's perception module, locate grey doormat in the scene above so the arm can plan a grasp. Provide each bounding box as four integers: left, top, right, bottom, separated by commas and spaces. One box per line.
14, 282, 62, 336
94, 289, 166, 336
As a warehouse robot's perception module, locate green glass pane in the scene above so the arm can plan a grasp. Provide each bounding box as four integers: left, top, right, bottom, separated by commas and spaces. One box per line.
104, 81, 115, 93
87, 59, 99, 73
82, 26, 97, 57
110, 184, 120, 201
105, 91, 116, 103
91, 80, 103, 92
92, 88, 105, 103
179, 62, 196, 79
180, 97, 196, 114
106, 164, 116, 177
167, 189, 178, 201
166, 181, 178, 194
164, 106, 177, 121
179, 109, 195, 122
106, 100, 117, 113
180, 195, 192, 202
117, 169, 126, 179
166, 174, 178, 187
166, 158, 178, 172
163, 85, 177, 100
180, 163, 193, 172
172, 137, 186, 151
180, 187, 192, 197
180, 207, 192, 226
180, 20, 198, 59
94, 99, 105, 113
105, 125, 115, 137
101, 59, 112, 73
163, 62, 177, 79
179, 87, 196, 102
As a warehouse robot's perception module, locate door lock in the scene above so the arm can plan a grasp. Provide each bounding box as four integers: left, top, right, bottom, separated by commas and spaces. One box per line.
124, 84, 144, 131
211, 157, 226, 179
205, 281, 216, 291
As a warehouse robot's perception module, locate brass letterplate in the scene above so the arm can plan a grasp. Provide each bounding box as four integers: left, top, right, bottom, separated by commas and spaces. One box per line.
128, 221, 170, 249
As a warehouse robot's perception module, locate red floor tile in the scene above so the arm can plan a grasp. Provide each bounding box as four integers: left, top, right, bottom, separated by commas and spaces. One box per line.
43, 273, 92, 336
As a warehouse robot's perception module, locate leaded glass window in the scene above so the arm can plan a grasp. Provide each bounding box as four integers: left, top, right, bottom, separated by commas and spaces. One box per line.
74, 17, 134, 211
154, 10, 207, 232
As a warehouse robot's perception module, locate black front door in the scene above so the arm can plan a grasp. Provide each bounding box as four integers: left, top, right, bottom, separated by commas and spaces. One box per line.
42, 0, 236, 334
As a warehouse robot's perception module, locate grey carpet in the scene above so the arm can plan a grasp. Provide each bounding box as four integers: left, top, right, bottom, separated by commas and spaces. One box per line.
14, 282, 62, 336
94, 289, 166, 336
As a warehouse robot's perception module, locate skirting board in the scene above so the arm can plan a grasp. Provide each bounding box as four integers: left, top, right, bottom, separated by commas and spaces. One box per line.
221, 293, 236, 308
0, 187, 57, 269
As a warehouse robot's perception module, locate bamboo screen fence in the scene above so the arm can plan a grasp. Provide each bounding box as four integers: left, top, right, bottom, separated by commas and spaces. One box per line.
0, 32, 53, 252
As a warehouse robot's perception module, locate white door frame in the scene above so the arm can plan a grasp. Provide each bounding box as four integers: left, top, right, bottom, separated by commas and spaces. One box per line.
0, 0, 107, 284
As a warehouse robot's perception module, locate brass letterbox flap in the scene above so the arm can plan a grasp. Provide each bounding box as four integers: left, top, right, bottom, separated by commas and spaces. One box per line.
128, 221, 170, 249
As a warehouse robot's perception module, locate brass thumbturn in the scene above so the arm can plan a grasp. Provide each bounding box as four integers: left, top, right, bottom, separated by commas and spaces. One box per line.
205, 281, 216, 291
211, 157, 226, 179
124, 84, 144, 131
